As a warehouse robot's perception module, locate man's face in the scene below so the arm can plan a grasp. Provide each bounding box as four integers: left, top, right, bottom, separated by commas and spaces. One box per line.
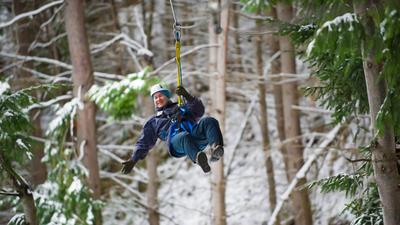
153, 92, 168, 108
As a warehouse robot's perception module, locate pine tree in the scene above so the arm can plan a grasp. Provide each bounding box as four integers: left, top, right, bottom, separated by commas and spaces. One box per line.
285, 0, 400, 223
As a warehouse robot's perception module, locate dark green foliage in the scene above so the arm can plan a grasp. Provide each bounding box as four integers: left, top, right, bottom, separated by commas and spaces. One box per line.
282, 7, 370, 123
0, 83, 41, 164
374, 9, 400, 136
308, 173, 364, 197
344, 183, 383, 225
88, 67, 159, 119
287, 3, 400, 223
283, 23, 317, 45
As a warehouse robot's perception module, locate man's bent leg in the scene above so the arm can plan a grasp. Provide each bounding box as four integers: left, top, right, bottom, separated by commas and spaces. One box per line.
192, 117, 224, 162
193, 117, 224, 146
171, 132, 200, 162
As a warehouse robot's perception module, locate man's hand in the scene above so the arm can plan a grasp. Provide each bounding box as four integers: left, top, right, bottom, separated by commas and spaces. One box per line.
175, 86, 193, 100
121, 159, 138, 174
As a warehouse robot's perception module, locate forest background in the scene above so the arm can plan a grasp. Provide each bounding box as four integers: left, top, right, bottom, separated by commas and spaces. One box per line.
1, 0, 400, 225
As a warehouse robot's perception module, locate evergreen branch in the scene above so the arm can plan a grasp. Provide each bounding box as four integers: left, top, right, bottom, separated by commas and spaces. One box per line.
308, 173, 364, 197
0, 152, 31, 193
344, 157, 371, 163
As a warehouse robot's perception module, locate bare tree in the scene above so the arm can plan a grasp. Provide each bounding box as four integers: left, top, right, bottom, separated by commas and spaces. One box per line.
254, 10, 279, 225
12, 0, 47, 187
210, 0, 229, 224
276, 2, 313, 225
64, 0, 102, 224
141, 2, 160, 223
266, 8, 287, 177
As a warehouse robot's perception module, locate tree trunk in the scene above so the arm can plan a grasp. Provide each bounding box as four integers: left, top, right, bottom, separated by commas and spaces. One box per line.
210, 0, 229, 224
354, 2, 400, 225
64, 1, 102, 224
276, 3, 313, 225
12, 0, 47, 187
141, 9, 160, 221
208, 5, 218, 112
232, 2, 242, 72
254, 12, 280, 225
144, 96, 160, 225
146, 149, 160, 225
266, 8, 287, 177
110, 0, 124, 75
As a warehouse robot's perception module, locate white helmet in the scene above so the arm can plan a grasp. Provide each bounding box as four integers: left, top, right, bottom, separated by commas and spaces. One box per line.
150, 84, 171, 98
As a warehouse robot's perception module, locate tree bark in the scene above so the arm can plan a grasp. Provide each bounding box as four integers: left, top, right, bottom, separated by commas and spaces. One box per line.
354, 2, 400, 225
266, 8, 288, 177
276, 3, 313, 225
208, 5, 218, 113
210, 0, 229, 224
140, 4, 160, 223
232, 2, 242, 72
144, 97, 160, 225
110, 0, 125, 75
12, 0, 47, 187
146, 148, 160, 225
254, 11, 280, 225
64, 0, 102, 224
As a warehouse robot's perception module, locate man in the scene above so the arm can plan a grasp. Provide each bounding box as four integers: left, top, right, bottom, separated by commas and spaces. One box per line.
121, 84, 224, 173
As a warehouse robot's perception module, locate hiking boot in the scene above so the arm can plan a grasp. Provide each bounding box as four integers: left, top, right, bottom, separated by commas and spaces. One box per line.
210, 144, 224, 162
196, 151, 210, 173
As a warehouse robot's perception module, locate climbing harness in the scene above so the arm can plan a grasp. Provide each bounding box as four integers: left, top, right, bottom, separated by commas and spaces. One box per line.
169, 0, 184, 106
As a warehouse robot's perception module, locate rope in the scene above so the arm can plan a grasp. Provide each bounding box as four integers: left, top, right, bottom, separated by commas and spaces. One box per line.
169, 0, 178, 25
169, 0, 184, 106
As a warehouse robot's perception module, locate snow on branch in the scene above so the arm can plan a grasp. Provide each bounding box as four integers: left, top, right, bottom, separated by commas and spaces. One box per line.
267, 124, 342, 225
26, 94, 72, 112
0, 52, 125, 80
20, 67, 71, 83
317, 13, 359, 35
150, 44, 219, 76
46, 97, 83, 136
91, 33, 149, 57
30, 33, 67, 50
307, 13, 359, 56
0, 0, 64, 29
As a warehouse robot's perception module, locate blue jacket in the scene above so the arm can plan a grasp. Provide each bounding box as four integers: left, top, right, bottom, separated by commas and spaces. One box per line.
131, 97, 205, 161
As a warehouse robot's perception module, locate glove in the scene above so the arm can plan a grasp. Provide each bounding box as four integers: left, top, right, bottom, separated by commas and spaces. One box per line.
175, 86, 193, 101
121, 159, 138, 174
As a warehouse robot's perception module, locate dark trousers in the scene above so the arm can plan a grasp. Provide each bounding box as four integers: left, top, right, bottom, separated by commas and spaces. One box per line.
171, 117, 223, 162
